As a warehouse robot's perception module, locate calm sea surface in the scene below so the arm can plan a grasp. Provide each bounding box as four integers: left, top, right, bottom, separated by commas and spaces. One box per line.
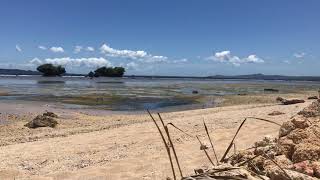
1, 75, 320, 111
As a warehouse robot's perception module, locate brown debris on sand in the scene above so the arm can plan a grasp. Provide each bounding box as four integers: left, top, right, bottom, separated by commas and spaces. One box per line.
264, 88, 279, 92
276, 97, 305, 105
308, 96, 318, 100
268, 111, 285, 116
24, 112, 58, 128
182, 164, 263, 180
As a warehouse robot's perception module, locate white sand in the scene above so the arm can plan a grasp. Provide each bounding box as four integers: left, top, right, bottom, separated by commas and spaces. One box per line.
0, 100, 312, 180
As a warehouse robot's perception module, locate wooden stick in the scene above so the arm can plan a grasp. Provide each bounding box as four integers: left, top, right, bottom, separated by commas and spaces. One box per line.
245, 117, 281, 126
147, 110, 176, 180
158, 113, 184, 178
196, 135, 215, 166
220, 118, 247, 162
203, 120, 219, 165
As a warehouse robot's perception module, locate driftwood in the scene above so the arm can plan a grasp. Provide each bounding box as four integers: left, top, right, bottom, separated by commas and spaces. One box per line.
276, 97, 305, 105
264, 88, 279, 92
307, 96, 318, 100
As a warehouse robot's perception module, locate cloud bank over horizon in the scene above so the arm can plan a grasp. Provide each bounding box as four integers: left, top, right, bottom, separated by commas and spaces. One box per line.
22, 43, 192, 73
1, 42, 314, 76
30, 57, 112, 68
99, 43, 169, 63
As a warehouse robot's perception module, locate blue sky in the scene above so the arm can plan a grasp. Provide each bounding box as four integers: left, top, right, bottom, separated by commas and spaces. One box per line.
0, 0, 319, 76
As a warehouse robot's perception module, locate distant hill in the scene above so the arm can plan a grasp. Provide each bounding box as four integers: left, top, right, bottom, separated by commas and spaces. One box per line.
0, 68, 82, 76
1, 68, 320, 81
207, 73, 320, 81
127, 74, 320, 81
0, 68, 41, 75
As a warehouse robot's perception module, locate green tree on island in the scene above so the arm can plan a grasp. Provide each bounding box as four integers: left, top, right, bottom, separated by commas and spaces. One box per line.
93, 66, 125, 77
37, 64, 66, 76
87, 71, 95, 78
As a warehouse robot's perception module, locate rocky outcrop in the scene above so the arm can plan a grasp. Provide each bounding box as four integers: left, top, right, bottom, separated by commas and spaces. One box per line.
24, 112, 58, 128
297, 99, 320, 117
43, 111, 58, 118
252, 100, 320, 178
278, 100, 320, 165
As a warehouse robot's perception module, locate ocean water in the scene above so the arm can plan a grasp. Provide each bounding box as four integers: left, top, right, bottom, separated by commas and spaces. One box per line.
0, 75, 320, 111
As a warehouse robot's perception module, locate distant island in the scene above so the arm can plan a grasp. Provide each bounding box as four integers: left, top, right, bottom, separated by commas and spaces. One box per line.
1, 68, 320, 81
129, 73, 320, 81
0, 68, 41, 75
0, 68, 83, 76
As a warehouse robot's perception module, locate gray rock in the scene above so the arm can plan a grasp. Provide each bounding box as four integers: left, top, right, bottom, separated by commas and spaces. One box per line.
25, 115, 58, 128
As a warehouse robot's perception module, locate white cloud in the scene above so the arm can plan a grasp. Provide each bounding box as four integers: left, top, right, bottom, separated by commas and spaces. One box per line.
214, 50, 232, 61
29, 57, 43, 65
30, 57, 112, 68
99, 43, 168, 63
172, 58, 188, 63
74, 46, 82, 53
15, 45, 22, 52
206, 50, 264, 66
86, 47, 95, 52
50, 46, 64, 53
125, 62, 139, 70
140, 55, 168, 63
245, 55, 264, 63
293, 52, 306, 59
38, 46, 47, 50
100, 44, 147, 59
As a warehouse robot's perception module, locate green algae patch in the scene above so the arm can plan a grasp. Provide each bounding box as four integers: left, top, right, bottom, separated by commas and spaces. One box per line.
58, 94, 126, 106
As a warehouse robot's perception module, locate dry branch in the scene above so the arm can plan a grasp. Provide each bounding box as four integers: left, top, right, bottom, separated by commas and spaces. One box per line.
220, 118, 247, 162
203, 120, 219, 165
158, 113, 183, 178
196, 135, 215, 166
147, 110, 176, 180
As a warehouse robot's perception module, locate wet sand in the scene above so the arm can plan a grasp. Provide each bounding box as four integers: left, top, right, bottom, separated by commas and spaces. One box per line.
0, 94, 315, 180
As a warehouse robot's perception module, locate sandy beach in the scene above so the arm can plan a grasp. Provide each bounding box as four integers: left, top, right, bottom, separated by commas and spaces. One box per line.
0, 94, 315, 180
2, 1, 320, 179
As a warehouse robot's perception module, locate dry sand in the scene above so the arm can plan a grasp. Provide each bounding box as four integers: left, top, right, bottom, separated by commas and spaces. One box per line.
0, 99, 314, 180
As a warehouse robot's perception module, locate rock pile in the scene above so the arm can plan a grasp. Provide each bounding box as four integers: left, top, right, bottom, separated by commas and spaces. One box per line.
185, 100, 320, 180
24, 112, 58, 128
230, 100, 320, 179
